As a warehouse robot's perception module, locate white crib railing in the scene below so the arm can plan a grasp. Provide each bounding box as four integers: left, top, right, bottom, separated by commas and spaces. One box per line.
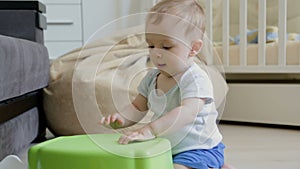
221, 0, 230, 67
278, 0, 287, 66
258, 0, 266, 66
205, 0, 300, 73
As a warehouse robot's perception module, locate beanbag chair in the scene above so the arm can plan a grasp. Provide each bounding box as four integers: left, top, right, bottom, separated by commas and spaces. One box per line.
43, 25, 228, 136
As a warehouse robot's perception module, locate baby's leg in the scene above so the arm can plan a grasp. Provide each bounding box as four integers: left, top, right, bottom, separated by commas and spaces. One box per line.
173, 163, 236, 169
173, 164, 192, 169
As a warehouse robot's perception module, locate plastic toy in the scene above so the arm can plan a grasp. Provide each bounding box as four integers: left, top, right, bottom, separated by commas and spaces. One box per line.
28, 134, 173, 169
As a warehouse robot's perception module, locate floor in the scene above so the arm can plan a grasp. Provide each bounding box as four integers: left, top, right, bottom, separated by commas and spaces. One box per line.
219, 124, 300, 169
16, 124, 300, 169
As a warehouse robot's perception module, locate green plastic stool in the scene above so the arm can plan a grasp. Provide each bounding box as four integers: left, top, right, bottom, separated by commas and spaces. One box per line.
28, 134, 173, 169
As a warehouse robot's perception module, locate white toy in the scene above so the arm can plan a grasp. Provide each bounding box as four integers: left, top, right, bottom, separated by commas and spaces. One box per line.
0, 155, 26, 169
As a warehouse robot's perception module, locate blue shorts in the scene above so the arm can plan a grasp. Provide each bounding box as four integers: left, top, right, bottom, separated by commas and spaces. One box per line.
172, 142, 225, 169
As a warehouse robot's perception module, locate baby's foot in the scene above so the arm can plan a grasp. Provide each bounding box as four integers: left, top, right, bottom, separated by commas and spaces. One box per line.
221, 163, 236, 169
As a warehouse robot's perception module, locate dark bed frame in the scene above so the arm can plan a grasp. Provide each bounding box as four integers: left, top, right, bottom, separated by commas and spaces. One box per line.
0, 1, 49, 160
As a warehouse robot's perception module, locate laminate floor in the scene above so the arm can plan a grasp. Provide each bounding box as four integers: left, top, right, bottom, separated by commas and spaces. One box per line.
15, 124, 300, 169
219, 124, 300, 169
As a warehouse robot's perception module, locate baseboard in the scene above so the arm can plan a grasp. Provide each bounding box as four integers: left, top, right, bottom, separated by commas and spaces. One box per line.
219, 120, 300, 130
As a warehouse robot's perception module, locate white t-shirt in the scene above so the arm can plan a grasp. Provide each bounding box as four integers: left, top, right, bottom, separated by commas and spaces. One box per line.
138, 63, 222, 155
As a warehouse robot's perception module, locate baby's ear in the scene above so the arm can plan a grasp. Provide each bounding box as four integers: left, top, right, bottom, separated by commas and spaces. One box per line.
189, 40, 203, 56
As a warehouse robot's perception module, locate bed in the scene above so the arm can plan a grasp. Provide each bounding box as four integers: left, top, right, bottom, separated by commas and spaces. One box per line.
0, 35, 49, 160
0, 1, 49, 160
200, 0, 300, 126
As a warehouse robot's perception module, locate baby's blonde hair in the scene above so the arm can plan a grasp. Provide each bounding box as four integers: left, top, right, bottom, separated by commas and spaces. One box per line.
147, 0, 205, 39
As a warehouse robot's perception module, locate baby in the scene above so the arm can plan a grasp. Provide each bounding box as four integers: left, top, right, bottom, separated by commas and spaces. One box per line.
101, 0, 234, 169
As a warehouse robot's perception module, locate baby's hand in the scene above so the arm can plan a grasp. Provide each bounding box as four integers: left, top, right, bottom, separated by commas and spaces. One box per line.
100, 113, 125, 128
118, 125, 156, 144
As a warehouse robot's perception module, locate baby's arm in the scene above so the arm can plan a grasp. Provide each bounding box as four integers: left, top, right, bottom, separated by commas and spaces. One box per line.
149, 98, 205, 135
118, 98, 205, 144
100, 94, 148, 129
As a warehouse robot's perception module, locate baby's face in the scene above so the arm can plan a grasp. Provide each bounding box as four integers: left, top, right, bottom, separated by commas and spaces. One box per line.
145, 16, 196, 76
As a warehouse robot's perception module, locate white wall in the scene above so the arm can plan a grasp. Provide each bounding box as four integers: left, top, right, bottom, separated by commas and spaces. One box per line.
82, 0, 154, 43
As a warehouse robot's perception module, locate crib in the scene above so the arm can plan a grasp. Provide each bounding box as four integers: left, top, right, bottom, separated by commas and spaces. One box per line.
200, 0, 300, 127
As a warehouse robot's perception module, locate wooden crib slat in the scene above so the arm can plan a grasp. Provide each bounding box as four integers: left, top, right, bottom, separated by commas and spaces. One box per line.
205, 0, 213, 65
278, 0, 287, 66
218, 0, 300, 73
239, 0, 247, 66
258, 0, 266, 66
222, 0, 230, 66
152, 0, 157, 6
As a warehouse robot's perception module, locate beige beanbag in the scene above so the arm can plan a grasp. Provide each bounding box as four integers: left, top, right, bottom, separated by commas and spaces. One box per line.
43, 25, 228, 136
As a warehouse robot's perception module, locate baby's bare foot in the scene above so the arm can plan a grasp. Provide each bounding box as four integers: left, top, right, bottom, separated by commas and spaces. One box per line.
221, 163, 236, 169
